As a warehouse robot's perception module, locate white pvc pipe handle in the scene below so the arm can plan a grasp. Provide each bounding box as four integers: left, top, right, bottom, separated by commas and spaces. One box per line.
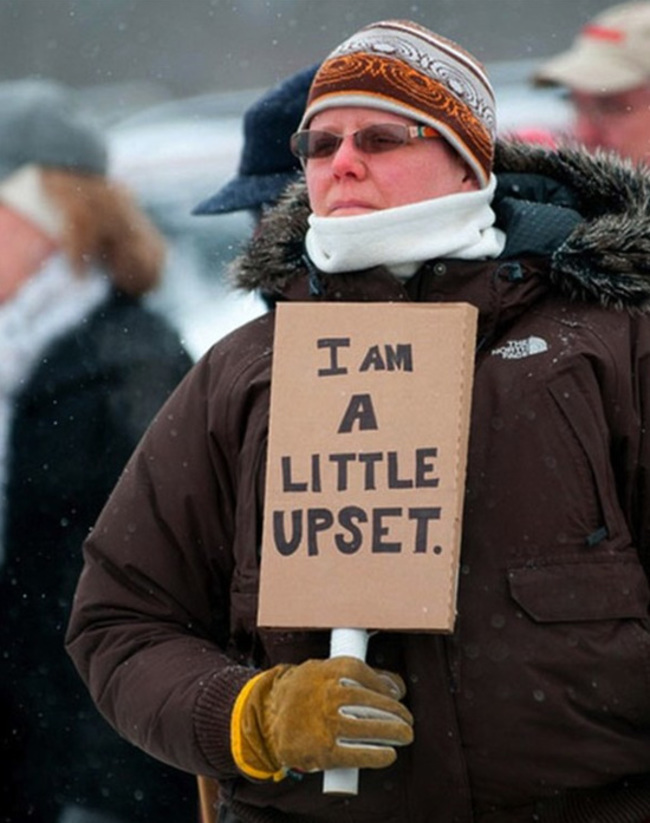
322, 628, 369, 795
329, 627, 369, 659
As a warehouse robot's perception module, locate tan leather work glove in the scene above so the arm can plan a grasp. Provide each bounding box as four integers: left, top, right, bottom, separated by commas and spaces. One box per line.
230, 656, 414, 781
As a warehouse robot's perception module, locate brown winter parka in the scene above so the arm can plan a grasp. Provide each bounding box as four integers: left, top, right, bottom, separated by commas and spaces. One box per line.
66, 141, 650, 823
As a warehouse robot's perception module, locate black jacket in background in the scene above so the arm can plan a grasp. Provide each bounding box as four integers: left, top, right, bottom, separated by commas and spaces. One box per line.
0, 291, 196, 823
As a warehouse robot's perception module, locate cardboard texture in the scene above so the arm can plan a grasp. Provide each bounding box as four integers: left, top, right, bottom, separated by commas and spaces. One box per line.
258, 302, 478, 632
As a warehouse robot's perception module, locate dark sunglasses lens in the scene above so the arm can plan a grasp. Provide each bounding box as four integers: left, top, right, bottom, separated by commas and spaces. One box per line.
291, 124, 413, 159
357, 124, 409, 153
291, 130, 341, 159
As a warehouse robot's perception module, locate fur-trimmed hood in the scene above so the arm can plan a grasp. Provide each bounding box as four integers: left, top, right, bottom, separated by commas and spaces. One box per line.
231, 139, 650, 312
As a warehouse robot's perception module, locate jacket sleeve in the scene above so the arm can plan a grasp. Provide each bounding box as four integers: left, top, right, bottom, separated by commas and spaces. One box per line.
65, 319, 273, 780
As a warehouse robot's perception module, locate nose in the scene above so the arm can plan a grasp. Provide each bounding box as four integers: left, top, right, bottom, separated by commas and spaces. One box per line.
330, 134, 367, 178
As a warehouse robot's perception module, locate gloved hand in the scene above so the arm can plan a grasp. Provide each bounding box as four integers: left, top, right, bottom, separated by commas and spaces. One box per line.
230, 656, 414, 781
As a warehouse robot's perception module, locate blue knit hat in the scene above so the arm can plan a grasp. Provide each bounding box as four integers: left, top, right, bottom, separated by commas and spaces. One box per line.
193, 64, 318, 215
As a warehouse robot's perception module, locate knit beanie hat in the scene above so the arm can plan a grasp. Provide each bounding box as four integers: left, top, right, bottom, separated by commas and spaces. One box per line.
299, 20, 496, 188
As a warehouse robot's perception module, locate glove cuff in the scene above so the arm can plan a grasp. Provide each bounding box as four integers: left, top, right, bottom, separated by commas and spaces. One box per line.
231, 670, 287, 782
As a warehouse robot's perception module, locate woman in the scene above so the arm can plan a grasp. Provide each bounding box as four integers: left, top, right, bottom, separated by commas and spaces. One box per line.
0, 80, 195, 823
67, 21, 650, 823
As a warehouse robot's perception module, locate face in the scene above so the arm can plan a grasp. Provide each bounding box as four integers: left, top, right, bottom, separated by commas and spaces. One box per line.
0, 206, 57, 302
304, 108, 480, 217
571, 85, 650, 163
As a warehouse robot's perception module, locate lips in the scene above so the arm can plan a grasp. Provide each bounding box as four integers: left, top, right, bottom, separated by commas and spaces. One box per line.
328, 200, 376, 215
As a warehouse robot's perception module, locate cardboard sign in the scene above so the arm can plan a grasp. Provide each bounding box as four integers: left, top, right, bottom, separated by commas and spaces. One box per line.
258, 301, 478, 632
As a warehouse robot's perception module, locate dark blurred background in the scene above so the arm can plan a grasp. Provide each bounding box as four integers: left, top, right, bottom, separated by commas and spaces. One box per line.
0, 0, 620, 111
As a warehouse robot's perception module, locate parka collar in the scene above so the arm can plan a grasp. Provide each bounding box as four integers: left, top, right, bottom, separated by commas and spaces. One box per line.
230, 139, 650, 313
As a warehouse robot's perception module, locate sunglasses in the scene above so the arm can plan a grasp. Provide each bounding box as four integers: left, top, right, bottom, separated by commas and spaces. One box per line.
290, 123, 440, 160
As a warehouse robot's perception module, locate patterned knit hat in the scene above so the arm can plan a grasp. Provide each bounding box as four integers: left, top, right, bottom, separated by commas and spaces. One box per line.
299, 20, 496, 188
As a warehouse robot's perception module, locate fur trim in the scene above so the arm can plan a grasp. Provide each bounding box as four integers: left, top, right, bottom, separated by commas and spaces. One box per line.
496, 140, 650, 310
230, 139, 650, 312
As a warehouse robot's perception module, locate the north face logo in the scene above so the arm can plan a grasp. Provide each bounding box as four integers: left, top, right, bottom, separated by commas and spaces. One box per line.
491, 336, 549, 360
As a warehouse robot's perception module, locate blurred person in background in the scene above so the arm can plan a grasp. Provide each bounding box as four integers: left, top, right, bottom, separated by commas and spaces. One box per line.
534, 1, 650, 163
0, 79, 195, 823
193, 63, 318, 227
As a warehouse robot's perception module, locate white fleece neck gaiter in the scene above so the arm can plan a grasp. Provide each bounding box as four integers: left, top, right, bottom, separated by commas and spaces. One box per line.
305, 173, 506, 278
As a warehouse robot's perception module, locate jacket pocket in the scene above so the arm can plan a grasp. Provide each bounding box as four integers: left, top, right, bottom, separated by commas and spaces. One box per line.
508, 561, 650, 622
507, 560, 650, 724
547, 371, 629, 545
